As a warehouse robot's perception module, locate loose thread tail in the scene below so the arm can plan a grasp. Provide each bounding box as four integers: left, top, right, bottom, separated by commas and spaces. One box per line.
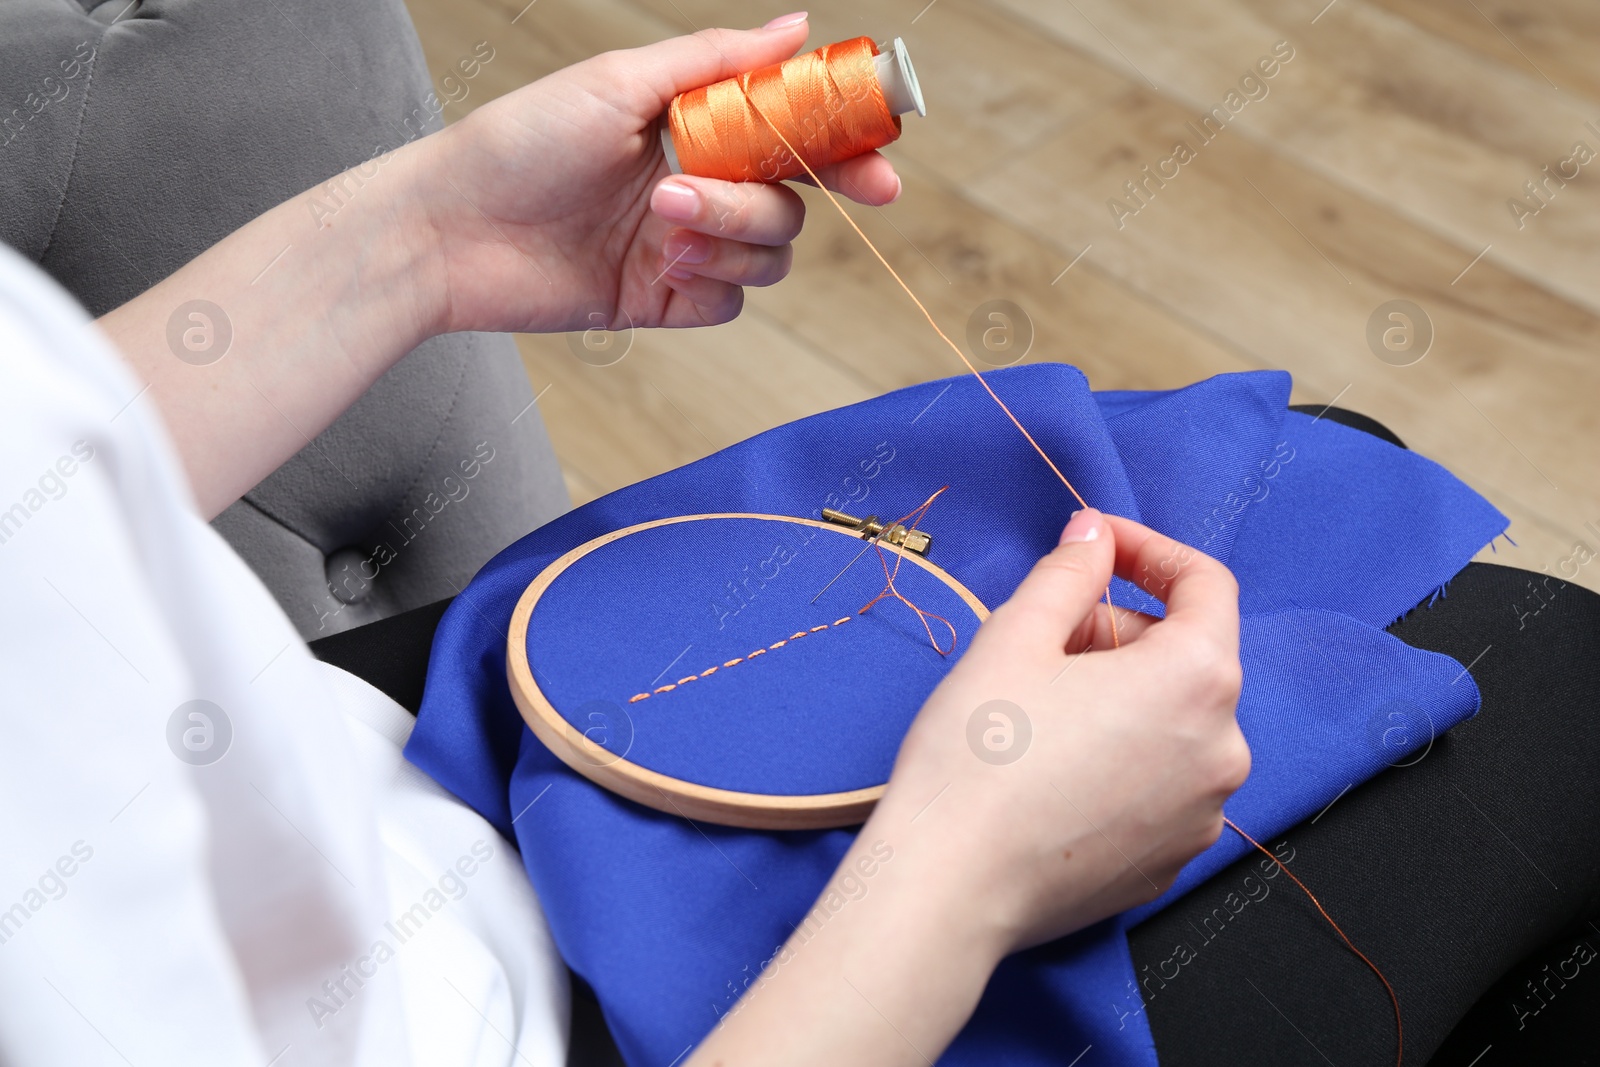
857, 487, 958, 655
1224, 816, 1403, 1067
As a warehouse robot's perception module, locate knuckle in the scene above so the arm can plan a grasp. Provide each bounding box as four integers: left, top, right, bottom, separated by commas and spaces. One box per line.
692, 283, 745, 326
1204, 656, 1244, 705
694, 27, 732, 55
1208, 561, 1241, 602
1160, 627, 1241, 704
589, 51, 630, 84
1212, 732, 1252, 795
717, 284, 746, 320
759, 244, 794, 285
1219, 563, 1239, 598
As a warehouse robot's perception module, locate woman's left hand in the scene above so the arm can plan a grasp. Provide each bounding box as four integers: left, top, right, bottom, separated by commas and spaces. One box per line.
99, 17, 893, 517
412, 14, 901, 334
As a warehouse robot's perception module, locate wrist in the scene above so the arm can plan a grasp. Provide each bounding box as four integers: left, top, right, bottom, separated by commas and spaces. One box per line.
305, 135, 454, 346
692, 814, 1006, 1067
859, 787, 1018, 971
397, 113, 563, 337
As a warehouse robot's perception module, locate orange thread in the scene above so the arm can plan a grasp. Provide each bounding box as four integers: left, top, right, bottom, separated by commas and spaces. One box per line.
711, 62, 1120, 649
668, 37, 902, 185
1225, 817, 1402, 1066
687, 52, 1404, 1056
856, 488, 959, 656
627, 616, 855, 703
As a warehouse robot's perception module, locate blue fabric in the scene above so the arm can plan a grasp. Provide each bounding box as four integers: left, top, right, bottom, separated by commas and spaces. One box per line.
527, 516, 985, 794
406, 365, 1507, 1065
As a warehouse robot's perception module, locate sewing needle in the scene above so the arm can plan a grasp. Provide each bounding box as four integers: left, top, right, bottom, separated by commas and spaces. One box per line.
810, 538, 878, 605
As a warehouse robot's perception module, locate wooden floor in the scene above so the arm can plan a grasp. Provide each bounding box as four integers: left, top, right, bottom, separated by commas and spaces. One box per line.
406, 0, 1600, 593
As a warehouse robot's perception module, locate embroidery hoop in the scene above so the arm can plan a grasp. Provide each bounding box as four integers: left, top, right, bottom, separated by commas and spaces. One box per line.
506, 512, 990, 830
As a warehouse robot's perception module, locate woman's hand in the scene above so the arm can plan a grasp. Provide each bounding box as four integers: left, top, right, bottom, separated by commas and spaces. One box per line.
690, 510, 1248, 1066
412, 14, 901, 334
882, 508, 1250, 952
100, 18, 898, 517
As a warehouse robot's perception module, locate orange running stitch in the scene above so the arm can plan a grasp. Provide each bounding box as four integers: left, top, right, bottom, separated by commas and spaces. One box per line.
627, 616, 855, 704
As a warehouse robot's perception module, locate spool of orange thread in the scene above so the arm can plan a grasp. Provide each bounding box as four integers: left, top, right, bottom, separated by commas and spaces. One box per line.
662, 36, 926, 184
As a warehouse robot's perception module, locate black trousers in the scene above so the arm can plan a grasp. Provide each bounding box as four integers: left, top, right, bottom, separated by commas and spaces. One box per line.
311, 409, 1600, 1066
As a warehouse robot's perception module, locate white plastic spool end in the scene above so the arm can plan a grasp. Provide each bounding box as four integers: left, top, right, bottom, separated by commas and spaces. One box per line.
661, 123, 684, 175
874, 38, 926, 118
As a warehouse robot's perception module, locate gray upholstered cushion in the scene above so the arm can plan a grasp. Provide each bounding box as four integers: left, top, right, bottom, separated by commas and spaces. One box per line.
0, 0, 569, 637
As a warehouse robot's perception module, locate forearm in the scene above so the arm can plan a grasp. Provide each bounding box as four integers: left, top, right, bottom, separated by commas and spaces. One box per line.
95, 143, 445, 519
88, 20, 899, 520
688, 795, 1008, 1066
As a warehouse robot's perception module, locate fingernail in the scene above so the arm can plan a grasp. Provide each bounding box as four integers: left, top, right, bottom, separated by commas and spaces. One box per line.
652, 180, 700, 221
665, 267, 697, 281
887, 172, 903, 203
662, 230, 711, 265
762, 11, 808, 30
1060, 509, 1101, 544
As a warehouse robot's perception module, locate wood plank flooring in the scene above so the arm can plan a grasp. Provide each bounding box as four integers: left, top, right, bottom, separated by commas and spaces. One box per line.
405, 0, 1600, 593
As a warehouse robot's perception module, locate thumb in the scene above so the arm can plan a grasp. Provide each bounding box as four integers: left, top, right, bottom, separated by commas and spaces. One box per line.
990, 509, 1115, 652
618, 17, 812, 111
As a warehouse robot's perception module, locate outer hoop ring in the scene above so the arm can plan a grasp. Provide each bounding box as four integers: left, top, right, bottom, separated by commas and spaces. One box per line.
506, 513, 990, 830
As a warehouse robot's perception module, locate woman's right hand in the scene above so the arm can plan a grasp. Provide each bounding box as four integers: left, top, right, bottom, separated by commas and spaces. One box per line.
878, 507, 1250, 955
689, 509, 1248, 1066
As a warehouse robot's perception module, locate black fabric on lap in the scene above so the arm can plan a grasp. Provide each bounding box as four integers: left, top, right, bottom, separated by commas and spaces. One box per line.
309, 407, 1600, 1065
1428, 906, 1600, 1064
308, 597, 451, 714
1287, 402, 1406, 449
569, 974, 628, 1067
1132, 407, 1600, 1066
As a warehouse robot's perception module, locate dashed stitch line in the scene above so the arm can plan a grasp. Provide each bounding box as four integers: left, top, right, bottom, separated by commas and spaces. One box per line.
628, 616, 854, 704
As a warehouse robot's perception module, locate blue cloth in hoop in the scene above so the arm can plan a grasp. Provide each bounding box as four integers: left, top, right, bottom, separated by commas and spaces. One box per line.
407, 365, 1506, 1065
526, 515, 987, 796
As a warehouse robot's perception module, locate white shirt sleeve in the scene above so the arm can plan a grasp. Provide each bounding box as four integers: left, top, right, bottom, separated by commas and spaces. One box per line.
0, 245, 567, 1067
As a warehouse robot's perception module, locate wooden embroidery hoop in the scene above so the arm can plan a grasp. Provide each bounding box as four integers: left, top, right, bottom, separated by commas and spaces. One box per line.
506, 512, 990, 830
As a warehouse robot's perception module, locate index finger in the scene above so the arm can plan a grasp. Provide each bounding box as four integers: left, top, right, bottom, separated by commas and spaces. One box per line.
1103, 514, 1239, 649
620, 23, 813, 111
